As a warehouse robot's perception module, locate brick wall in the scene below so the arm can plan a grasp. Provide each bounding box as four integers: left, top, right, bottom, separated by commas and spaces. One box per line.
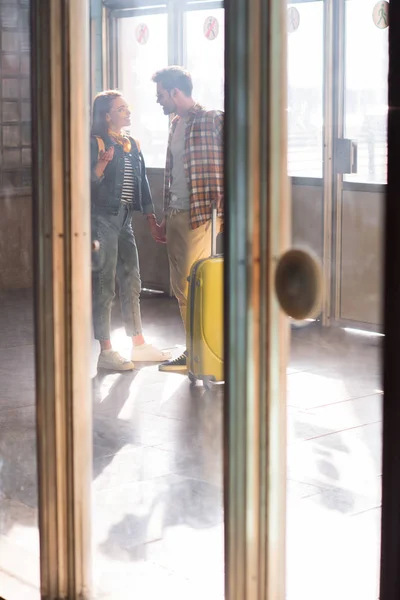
0, 0, 32, 289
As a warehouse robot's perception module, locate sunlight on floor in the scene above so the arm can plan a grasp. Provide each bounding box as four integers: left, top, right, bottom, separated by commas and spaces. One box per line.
344, 327, 384, 338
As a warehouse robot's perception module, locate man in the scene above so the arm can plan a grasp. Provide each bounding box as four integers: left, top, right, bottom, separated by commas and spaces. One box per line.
152, 66, 224, 372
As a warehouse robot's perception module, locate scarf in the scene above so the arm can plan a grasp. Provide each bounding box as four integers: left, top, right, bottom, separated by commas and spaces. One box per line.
108, 130, 131, 153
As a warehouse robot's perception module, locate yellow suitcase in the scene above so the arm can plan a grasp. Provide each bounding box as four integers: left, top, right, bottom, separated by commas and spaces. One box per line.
186, 207, 224, 390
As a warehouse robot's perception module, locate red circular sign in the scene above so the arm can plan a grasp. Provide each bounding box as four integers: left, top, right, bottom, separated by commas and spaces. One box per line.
203, 16, 219, 41
135, 23, 149, 45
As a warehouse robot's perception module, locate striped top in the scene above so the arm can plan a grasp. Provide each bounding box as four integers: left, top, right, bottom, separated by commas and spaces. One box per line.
121, 155, 138, 206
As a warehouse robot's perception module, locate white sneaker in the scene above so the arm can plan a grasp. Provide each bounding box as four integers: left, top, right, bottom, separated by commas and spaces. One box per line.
131, 344, 172, 363
97, 350, 135, 371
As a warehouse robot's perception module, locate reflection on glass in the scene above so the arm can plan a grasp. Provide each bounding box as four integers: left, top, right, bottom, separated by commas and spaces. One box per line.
344, 0, 388, 183
0, 1, 39, 598
287, 2, 323, 178
118, 14, 169, 168
185, 8, 225, 111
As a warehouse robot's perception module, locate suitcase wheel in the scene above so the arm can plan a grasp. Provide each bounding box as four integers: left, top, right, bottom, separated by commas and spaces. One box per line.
188, 372, 197, 387
203, 376, 214, 392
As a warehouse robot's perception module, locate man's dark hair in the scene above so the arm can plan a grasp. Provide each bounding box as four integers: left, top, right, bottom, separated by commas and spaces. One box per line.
152, 66, 193, 97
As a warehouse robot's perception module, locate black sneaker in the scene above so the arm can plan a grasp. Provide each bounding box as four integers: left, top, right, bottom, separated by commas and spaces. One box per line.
158, 351, 187, 372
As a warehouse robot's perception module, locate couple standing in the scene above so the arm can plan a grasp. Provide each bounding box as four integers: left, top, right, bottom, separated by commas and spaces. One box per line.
91, 66, 224, 372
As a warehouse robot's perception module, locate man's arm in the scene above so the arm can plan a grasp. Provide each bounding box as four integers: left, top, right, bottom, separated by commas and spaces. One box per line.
213, 110, 224, 143
211, 111, 224, 228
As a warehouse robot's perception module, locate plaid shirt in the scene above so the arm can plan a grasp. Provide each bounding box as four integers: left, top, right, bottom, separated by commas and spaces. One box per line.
163, 103, 224, 229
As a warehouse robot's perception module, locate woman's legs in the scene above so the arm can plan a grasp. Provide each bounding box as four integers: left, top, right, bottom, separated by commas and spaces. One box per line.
92, 213, 119, 343
117, 213, 171, 362
92, 208, 134, 370
116, 215, 143, 340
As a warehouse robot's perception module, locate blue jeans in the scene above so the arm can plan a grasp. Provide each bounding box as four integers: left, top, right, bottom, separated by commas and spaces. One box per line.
92, 204, 142, 340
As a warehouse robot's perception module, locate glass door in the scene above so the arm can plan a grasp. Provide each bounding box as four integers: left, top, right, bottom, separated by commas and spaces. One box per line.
7, 0, 393, 598
334, 0, 388, 329
98, 1, 288, 598
0, 1, 40, 597
287, 1, 325, 322
286, 1, 385, 599
288, 0, 387, 332
94, 3, 227, 597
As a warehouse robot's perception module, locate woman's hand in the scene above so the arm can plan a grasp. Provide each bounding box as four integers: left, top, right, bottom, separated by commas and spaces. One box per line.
95, 146, 114, 178
99, 147, 114, 164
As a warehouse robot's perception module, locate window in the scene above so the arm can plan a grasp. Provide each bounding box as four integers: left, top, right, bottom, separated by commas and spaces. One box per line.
287, 2, 323, 178
118, 14, 169, 168
117, 6, 225, 168
184, 8, 225, 111
344, 0, 388, 184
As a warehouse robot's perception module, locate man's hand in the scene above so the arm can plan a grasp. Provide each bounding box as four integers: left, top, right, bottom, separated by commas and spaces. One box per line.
157, 219, 167, 243
147, 216, 167, 243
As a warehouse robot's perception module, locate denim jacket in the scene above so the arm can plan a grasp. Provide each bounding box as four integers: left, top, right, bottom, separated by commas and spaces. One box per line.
90, 135, 155, 215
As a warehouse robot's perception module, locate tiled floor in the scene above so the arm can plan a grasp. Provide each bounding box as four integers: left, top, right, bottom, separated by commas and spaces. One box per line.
286, 325, 382, 600
0, 291, 382, 599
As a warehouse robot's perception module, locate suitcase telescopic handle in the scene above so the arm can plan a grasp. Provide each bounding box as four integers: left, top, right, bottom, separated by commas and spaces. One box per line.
211, 200, 217, 257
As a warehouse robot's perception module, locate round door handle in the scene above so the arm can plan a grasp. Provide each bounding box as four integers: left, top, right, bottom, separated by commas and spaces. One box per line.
274, 248, 322, 321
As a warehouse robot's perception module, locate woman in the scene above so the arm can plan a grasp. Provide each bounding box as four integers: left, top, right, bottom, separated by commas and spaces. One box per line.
91, 90, 170, 371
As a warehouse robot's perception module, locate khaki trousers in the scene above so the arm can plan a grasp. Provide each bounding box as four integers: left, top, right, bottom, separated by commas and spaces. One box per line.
166, 210, 221, 329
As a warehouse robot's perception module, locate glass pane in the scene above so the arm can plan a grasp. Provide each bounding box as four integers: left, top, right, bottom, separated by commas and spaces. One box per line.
0, 1, 40, 598
92, 8, 225, 600
286, 2, 384, 599
287, 2, 323, 178
185, 8, 224, 111
118, 14, 169, 168
344, 0, 388, 183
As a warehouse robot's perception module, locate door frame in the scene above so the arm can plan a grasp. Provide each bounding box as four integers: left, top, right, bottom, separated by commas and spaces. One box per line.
380, 3, 400, 596
31, 0, 92, 597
